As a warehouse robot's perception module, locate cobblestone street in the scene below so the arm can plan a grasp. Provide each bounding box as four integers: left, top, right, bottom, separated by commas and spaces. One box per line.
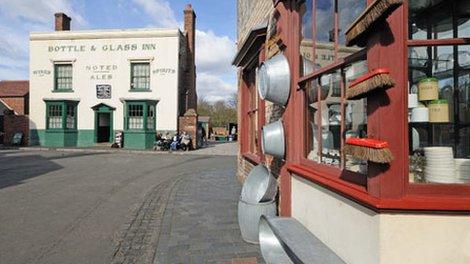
0, 148, 262, 264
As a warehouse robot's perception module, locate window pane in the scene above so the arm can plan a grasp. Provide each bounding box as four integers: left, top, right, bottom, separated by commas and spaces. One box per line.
55, 64, 73, 90
300, 0, 315, 76
128, 104, 144, 129
409, 0, 470, 40
344, 61, 369, 174
408, 44, 470, 184
66, 105, 75, 129
316, 0, 335, 67
306, 70, 342, 166
48, 104, 63, 129
338, 0, 366, 58
131, 63, 150, 90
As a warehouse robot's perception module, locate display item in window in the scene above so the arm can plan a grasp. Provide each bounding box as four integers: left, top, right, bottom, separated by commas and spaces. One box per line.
345, 0, 403, 47
417, 77, 439, 101
428, 99, 450, 123
345, 137, 394, 163
346, 68, 395, 99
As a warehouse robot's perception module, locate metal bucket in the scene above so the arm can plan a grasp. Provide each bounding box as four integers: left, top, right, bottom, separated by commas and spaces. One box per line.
238, 198, 277, 244
257, 53, 291, 106
262, 120, 285, 158
241, 164, 278, 204
259, 216, 293, 264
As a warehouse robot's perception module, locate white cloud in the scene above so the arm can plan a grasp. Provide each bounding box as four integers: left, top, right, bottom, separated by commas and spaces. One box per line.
0, 0, 87, 28
196, 30, 236, 75
0, 0, 87, 81
195, 30, 237, 102
197, 73, 237, 102
131, 0, 179, 28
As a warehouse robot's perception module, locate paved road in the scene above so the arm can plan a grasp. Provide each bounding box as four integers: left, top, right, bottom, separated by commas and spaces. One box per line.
0, 150, 262, 264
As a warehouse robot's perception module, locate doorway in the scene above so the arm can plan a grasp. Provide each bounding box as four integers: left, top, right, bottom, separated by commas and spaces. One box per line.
97, 113, 111, 143
92, 103, 115, 144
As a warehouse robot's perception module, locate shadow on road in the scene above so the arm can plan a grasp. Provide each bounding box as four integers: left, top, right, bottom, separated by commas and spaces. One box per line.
0, 152, 109, 190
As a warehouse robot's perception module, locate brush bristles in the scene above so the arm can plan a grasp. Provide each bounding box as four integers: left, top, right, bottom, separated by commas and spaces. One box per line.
346, 73, 395, 99
346, 0, 403, 46
345, 144, 394, 163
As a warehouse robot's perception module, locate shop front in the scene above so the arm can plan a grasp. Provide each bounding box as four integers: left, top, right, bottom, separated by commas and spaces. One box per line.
235, 0, 470, 262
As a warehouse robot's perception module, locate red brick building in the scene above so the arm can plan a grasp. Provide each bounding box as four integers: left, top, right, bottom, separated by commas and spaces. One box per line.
0, 80, 29, 145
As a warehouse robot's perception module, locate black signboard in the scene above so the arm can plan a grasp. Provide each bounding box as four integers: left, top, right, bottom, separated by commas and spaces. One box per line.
96, 84, 111, 99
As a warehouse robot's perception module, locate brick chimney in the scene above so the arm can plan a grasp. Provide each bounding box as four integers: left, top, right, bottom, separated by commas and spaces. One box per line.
183, 4, 197, 111
55, 13, 71, 31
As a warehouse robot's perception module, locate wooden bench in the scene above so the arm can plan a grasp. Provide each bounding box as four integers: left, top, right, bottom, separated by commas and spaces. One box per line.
259, 216, 345, 264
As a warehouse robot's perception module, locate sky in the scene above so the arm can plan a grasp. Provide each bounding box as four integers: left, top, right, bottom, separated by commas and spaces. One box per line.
0, 0, 237, 102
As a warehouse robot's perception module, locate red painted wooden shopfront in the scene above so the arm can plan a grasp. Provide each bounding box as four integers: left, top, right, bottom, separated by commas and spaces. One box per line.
237, 0, 470, 217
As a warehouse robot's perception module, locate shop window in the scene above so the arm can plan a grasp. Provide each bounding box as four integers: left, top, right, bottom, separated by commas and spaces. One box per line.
130, 63, 151, 91
408, 0, 470, 184
48, 104, 63, 129
54, 64, 73, 91
46, 101, 77, 130
147, 105, 155, 130
127, 104, 144, 130
66, 104, 76, 129
125, 101, 156, 131
300, 0, 367, 174
409, 0, 470, 40
248, 70, 259, 154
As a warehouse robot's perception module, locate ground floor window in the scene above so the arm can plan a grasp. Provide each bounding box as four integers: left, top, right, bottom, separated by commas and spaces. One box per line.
125, 101, 157, 131
45, 100, 78, 130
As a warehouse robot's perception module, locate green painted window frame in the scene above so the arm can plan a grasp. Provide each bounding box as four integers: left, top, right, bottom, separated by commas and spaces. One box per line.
45, 101, 78, 131
130, 62, 151, 91
54, 64, 73, 92
124, 101, 156, 131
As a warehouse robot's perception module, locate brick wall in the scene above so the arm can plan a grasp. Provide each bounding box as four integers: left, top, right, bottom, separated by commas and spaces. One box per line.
237, 0, 273, 44
3, 114, 29, 146
178, 109, 198, 149
1, 97, 27, 115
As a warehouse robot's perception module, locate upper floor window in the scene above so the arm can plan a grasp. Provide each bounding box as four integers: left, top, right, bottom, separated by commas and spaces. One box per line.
54, 64, 73, 91
130, 63, 150, 91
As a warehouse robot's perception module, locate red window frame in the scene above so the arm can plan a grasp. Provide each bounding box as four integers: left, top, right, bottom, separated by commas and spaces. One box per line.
240, 49, 266, 164
283, 0, 470, 212
297, 0, 369, 187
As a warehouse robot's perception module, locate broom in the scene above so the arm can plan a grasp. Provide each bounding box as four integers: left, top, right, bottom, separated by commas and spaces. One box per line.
344, 137, 394, 164
346, 68, 395, 100
345, 0, 403, 47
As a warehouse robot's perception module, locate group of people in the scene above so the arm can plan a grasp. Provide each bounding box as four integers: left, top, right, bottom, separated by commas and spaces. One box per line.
154, 131, 193, 151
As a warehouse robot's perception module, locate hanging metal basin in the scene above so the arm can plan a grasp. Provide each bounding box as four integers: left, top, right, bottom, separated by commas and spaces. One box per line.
241, 164, 278, 204
259, 216, 293, 264
257, 53, 291, 106
262, 120, 285, 159
238, 198, 277, 244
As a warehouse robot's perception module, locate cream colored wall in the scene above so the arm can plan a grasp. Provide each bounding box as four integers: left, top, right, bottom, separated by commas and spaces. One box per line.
291, 175, 470, 264
29, 29, 181, 132
380, 214, 470, 264
291, 175, 380, 264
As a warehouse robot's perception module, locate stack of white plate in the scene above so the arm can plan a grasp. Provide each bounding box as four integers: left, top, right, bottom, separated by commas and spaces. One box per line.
455, 159, 470, 183
424, 147, 456, 183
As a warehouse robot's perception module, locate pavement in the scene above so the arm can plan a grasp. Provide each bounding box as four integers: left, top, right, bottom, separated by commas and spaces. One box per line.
0, 146, 263, 264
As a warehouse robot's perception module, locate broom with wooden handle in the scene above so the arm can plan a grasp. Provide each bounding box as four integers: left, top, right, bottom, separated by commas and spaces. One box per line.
345, 137, 394, 164
345, 0, 403, 47
346, 68, 395, 100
